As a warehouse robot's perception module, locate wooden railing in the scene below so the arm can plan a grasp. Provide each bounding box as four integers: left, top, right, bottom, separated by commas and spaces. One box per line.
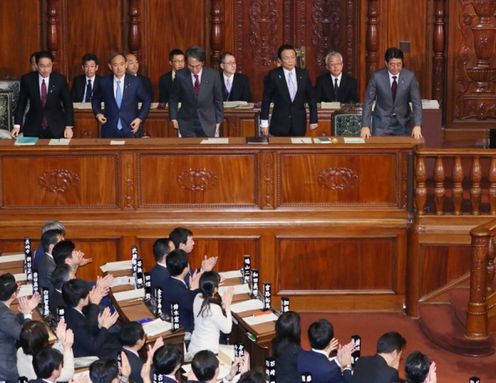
416, 149, 496, 215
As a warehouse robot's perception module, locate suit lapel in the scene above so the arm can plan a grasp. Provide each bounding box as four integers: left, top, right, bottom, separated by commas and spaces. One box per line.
277, 68, 292, 102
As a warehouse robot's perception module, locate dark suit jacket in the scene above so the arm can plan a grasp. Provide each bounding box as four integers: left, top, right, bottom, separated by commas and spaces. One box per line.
92, 74, 151, 138
297, 350, 352, 383
221, 72, 252, 102
38, 253, 56, 291
162, 277, 199, 333
48, 289, 65, 316
351, 354, 400, 383
0, 302, 27, 382
159, 71, 174, 104
71, 74, 101, 102
315, 73, 358, 104
169, 67, 224, 137
149, 264, 170, 298
33, 246, 44, 271
260, 67, 317, 136
14, 71, 74, 138
136, 74, 153, 101
65, 304, 109, 357
123, 348, 144, 383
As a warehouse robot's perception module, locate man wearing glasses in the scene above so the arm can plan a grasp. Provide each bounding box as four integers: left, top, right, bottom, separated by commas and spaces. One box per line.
219, 52, 252, 102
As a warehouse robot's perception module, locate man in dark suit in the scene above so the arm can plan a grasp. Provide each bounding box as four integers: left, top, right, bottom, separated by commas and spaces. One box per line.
260, 44, 318, 136
163, 249, 201, 333
351, 331, 406, 383
120, 322, 146, 383
37, 229, 64, 292
32, 348, 63, 383
159, 49, 185, 104
169, 46, 224, 137
361, 47, 422, 139
150, 237, 174, 298
297, 319, 353, 383
219, 52, 252, 102
315, 51, 358, 104
12, 50, 74, 139
92, 52, 151, 138
71, 53, 101, 102
126, 53, 153, 100
153, 344, 183, 383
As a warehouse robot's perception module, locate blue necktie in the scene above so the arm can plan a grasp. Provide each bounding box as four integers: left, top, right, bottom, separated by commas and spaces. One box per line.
116, 80, 123, 130
84, 79, 92, 102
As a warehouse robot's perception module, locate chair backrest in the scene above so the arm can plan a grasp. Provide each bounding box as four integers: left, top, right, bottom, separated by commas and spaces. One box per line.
0, 90, 14, 131
332, 112, 362, 136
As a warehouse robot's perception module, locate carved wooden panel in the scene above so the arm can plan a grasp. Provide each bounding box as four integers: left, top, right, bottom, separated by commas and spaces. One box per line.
1, 155, 119, 208
137, 153, 257, 207
278, 152, 397, 205
277, 237, 396, 291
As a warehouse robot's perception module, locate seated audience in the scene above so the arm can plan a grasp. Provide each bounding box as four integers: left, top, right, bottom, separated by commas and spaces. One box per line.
150, 237, 174, 297
219, 52, 252, 102
351, 331, 406, 383
297, 319, 353, 383
17, 320, 74, 381
49, 264, 74, 316
152, 343, 183, 383
34, 220, 65, 271
71, 53, 101, 102
0, 272, 40, 382
119, 321, 147, 383
405, 351, 437, 383
272, 311, 302, 383
31, 348, 64, 383
89, 352, 130, 383
53, 240, 92, 274
38, 229, 64, 291
169, 227, 217, 273
188, 271, 233, 355
159, 48, 185, 104
62, 279, 118, 357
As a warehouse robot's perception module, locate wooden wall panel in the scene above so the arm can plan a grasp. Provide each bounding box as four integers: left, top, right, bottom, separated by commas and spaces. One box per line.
1, 155, 119, 208
73, 239, 119, 281
137, 153, 257, 207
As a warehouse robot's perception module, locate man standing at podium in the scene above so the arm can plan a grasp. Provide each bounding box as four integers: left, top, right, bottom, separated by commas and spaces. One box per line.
361, 47, 422, 139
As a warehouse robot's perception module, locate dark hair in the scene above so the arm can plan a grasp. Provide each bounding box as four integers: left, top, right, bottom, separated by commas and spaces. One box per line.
20, 320, 49, 355
272, 311, 301, 358
82, 53, 99, 66
384, 47, 404, 63
153, 238, 173, 262
153, 344, 182, 375
119, 321, 145, 346
33, 348, 63, 379
108, 52, 126, 64
90, 358, 119, 383
35, 50, 54, 64
62, 278, 90, 307
238, 370, 266, 383
376, 331, 406, 354
53, 240, 76, 266
169, 49, 184, 62
30, 51, 39, 63
165, 249, 189, 277
191, 350, 219, 381
277, 44, 296, 60
220, 52, 234, 63
198, 271, 225, 318
308, 319, 334, 350
51, 264, 73, 290
169, 227, 193, 249
41, 229, 64, 253
0, 272, 17, 301
405, 351, 431, 383
185, 46, 206, 63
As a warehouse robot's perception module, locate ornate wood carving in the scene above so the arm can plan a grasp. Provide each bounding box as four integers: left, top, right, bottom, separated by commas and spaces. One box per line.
317, 167, 358, 191
453, 156, 464, 215
247, 0, 279, 67
46, 0, 61, 63
260, 151, 275, 209
471, 156, 482, 215
177, 168, 218, 192
415, 156, 426, 215
434, 156, 445, 215
210, 0, 224, 68
366, 0, 379, 79
128, 0, 140, 56
38, 169, 80, 193
432, 0, 446, 108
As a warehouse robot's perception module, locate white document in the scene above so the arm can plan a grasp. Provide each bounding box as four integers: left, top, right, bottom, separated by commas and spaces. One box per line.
230, 299, 264, 313
110, 276, 135, 288
100, 260, 132, 273
18, 284, 33, 297
200, 138, 229, 144
343, 137, 365, 144
112, 288, 144, 302
219, 270, 242, 279
320, 101, 341, 110
0, 253, 25, 263
14, 273, 26, 282
218, 283, 250, 296
48, 138, 71, 145
291, 137, 313, 144
224, 101, 248, 108
142, 318, 172, 336
74, 356, 99, 368
110, 140, 126, 145
243, 312, 278, 326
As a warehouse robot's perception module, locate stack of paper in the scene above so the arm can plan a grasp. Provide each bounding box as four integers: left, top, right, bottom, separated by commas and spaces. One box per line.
18, 284, 33, 297
219, 283, 250, 295
219, 270, 242, 279
243, 312, 278, 326
142, 318, 172, 336
0, 253, 25, 263
230, 299, 264, 313
14, 273, 26, 282
112, 288, 144, 302
100, 260, 132, 273
110, 276, 135, 288
422, 99, 440, 109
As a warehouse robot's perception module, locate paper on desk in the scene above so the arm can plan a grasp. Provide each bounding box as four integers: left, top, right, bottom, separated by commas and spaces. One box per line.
100, 260, 132, 273
0, 253, 25, 263
142, 318, 172, 336
343, 137, 365, 144
219, 270, 242, 279
230, 298, 264, 313
110, 140, 126, 145
219, 283, 250, 296
243, 312, 278, 326
110, 276, 135, 288
291, 137, 312, 144
72, 102, 94, 110
14, 273, 26, 282
200, 138, 229, 144
18, 284, 33, 297
74, 356, 99, 368
15, 137, 38, 145
48, 138, 71, 145
112, 288, 144, 302
320, 101, 341, 110
224, 101, 248, 108
218, 344, 235, 362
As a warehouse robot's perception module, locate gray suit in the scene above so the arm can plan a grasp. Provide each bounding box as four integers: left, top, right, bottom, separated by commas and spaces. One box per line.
0, 302, 27, 382
361, 68, 422, 135
169, 67, 224, 137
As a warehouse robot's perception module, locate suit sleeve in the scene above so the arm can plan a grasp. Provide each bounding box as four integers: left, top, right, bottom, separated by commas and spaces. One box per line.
260, 72, 274, 120
60, 76, 74, 127
350, 77, 359, 104
361, 75, 377, 128
91, 80, 104, 117
14, 75, 29, 126
137, 80, 152, 121
159, 76, 169, 104
168, 76, 180, 120
213, 72, 224, 123
315, 77, 324, 102
305, 73, 318, 124
409, 74, 422, 126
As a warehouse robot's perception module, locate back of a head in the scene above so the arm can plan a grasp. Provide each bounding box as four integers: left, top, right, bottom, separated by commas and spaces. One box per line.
153, 344, 182, 375
191, 350, 219, 381
153, 238, 172, 262
51, 264, 73, 290
199, 271, 220, 298
166, 249, 189, 276
169, 227, 192, 249
41, 229, 64, 253
405, 351, 430, 383
33, 348, 63, 379
0, 272, 17, 301
308, 319, 334, 350
238, 370, 266, 383
52, 240, 75, 266
90, 358, 119, 383
273, 311, 301, 357
20, 320, 49, 356
62, 278, 89, 307
41, 220, 66, 235
376, 331, 406, 354
119, 321, 145, 346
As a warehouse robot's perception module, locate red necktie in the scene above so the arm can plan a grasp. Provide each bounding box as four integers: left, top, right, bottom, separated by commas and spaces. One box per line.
41, 79, 48, 129
194, 74, 200, 97
391, 76, 398, 101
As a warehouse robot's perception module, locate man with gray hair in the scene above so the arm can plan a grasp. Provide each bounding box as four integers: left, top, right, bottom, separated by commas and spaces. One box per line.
315, 51, 358, 104
34, 220, 66, 271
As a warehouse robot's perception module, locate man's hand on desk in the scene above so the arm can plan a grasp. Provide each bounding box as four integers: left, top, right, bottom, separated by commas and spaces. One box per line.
261, 127, 269, 136
360, 127, 371, 139
18, 291, 41, 314
11, 127, 20, 138
130, 118, 142, 133
171, 120, 179, 130
310, 123, 318, 130
411, 125, 422, 140
96, 113, 107, 124
64, 127, 73, 139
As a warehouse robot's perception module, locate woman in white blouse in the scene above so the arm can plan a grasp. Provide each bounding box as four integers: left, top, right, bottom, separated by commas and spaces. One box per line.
188, 271, 234, 355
